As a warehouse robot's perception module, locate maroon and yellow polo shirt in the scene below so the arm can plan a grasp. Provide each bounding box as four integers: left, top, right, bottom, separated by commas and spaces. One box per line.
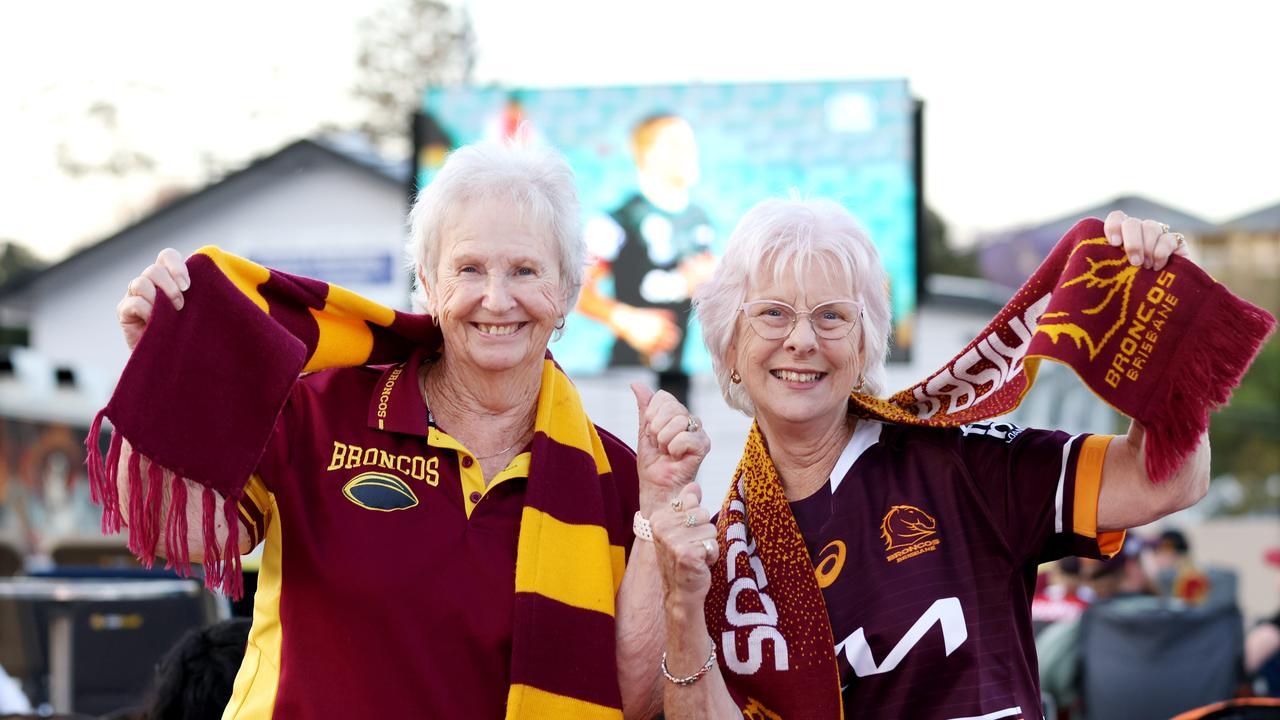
224, 349, 640, 719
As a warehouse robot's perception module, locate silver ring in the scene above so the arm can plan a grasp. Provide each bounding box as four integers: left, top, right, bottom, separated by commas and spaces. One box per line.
702, 538, 716, 556
670, 497, 683, 512
1173, 232, 1186, 250
685, 415, 701, 433
1159, 222, 1171, 235
685, 512, 698, 527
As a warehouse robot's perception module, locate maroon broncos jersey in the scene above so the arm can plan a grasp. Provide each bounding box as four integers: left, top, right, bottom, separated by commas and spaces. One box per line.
790, 419, 1120, 720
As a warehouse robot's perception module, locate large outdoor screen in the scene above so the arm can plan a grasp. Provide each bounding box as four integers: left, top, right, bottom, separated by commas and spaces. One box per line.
416, 80, 919, 376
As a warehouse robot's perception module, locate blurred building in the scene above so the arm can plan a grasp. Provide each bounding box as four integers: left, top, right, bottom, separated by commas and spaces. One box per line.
1199, 201, 1280, 313
977, 195, 1216, 290
0, 136, 409, 554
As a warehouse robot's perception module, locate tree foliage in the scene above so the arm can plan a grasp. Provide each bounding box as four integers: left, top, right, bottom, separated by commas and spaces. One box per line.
353, 0, 475, 157
0, 240, 47, 289
923, 206, 979, 278
1208, 334, 1280, 513
54, 100, 157, 179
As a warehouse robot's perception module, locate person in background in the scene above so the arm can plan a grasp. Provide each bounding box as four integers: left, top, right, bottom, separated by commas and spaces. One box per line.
1246, 548, 1280, 696
1038, 538, 1160, 715
577, 112, 717, 407
136, 618, 252, 720
1151, 528, 1214, 605
1033, 557, 1093, 631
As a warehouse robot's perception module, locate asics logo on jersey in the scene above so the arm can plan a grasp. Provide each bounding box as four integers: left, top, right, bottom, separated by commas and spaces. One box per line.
881, 505, 940, 563
814, 540, 846, 589
342, 472, 419, 512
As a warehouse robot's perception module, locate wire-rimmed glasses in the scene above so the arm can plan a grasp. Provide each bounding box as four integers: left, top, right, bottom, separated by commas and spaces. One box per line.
739, 299, 863, 340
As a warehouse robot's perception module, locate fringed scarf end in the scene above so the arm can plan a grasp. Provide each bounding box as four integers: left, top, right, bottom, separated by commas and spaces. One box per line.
1141, 288, 1276, 483
99, 429, 124, 535
163, 474, 191, 576
127, 459, 167, 567
85, 410, 106, 504
190, 487, 245, 599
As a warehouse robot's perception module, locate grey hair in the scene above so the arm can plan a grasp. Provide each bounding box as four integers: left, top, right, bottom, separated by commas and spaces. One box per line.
694, 198, 893, 416
405, 143, 584, 316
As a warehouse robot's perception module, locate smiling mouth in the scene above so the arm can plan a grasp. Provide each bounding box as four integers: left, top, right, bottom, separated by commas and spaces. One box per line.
474, 322, 526, 336
771, 369, 826, 383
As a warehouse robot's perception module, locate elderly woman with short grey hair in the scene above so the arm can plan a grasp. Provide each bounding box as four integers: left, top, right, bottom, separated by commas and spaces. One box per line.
110, 143, 704, 719
645, 198, 1211, 718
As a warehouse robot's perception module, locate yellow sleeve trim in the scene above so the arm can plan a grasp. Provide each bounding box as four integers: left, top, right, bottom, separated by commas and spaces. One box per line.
1071, 434, 1111, 539
1072, 434, 1127, 557
237, 474, 273, 548
506, 684, 622, 720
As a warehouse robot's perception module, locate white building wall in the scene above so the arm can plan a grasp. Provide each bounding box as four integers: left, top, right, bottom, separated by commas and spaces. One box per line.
19, 161, 408, 402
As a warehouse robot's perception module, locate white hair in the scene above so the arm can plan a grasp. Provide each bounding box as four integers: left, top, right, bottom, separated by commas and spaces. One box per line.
405, 143, 584, 315
694, 198, 893, 416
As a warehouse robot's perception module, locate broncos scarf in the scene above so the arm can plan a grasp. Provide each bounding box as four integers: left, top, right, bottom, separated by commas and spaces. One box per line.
85, 247, 631, 719
706, 217, 1276, 718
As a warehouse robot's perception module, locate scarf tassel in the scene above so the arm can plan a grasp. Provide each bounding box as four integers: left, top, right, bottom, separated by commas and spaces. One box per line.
83, 416, 244, 598
1141, 289, 1275, 484
126, 458, 166, 567
164, 473, 191, 576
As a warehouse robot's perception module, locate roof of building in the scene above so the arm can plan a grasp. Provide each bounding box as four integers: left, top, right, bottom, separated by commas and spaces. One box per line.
976, 195, 1216, 289
0, 137, 407, 301
1222, 201, 1280, 232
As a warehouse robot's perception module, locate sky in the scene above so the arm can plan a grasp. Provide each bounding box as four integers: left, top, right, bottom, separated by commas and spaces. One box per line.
2, 0, 1278, 260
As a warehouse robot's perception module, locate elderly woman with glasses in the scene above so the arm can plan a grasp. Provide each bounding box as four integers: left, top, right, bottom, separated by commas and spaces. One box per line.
642, 198, 1211, 719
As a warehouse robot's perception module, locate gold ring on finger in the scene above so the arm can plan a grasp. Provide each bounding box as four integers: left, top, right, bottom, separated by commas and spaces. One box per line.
670, 497, 683, 511
685, 512, 698, 527
1174, 232, 1186, 250
1159, 223, 1171, 235
685, 415, 701, 433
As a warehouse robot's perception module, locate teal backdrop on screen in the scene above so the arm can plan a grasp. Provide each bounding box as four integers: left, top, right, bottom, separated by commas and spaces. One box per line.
419, 80, 917, 376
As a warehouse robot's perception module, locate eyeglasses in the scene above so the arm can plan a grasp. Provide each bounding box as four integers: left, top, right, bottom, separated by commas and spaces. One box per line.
740, 299, 863, 341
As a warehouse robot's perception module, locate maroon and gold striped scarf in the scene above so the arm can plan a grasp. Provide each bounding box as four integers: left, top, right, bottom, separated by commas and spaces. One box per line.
706, 218, 1275, 718
85, 247, 631, 719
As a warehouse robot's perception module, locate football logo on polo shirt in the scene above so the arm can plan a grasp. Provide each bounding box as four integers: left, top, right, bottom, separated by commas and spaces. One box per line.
342, 472, 419, 512
880, 505, 940, 563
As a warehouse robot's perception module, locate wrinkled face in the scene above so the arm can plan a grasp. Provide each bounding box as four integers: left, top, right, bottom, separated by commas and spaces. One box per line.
424, 198, 564, 374
729, 259, 864, 430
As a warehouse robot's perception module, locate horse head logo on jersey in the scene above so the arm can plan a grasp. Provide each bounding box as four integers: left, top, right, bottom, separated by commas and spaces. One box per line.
880, 505, 938, 551
1034, 237, 1139, 360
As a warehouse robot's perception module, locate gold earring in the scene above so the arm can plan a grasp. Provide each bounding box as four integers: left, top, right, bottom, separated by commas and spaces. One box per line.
730, 369, 742, 384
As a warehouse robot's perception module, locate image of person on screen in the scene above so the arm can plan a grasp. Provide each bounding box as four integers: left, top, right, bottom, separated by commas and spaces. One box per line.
577, 113, 716, 407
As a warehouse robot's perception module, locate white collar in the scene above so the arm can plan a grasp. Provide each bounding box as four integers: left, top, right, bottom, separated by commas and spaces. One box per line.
829, 418, 882, 494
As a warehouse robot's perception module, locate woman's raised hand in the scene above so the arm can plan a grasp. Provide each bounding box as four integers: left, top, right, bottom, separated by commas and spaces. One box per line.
650, 482, 718, 605
116, 248, 189, 350
631, 382, 710, 508
1104, 210, 1192, 272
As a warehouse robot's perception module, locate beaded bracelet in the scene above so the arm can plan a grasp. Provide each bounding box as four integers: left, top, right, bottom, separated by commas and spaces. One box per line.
633, 511, 653, 542
661, 637, 717, 687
